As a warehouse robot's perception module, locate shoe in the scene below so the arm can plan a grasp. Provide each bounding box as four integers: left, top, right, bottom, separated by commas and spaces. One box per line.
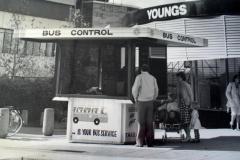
230, 122, 234, 130
190, 139, 200, 143
135, 144, 143, 147
147, 144, 153, 147
236, 124, 239, 131
182, 137, 191, 142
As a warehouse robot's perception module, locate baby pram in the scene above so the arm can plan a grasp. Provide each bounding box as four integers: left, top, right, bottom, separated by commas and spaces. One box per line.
154, 100, 185, 142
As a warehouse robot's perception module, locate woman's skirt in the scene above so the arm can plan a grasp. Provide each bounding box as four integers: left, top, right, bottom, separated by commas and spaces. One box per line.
180, 99, 191, 128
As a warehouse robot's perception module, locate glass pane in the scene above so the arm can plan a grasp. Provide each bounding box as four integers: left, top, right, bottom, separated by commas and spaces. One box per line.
51, 43, 57, 57
2, 32, 12, 53
45, 43, 53, 57
0, 32, 4, 53
71, 43, 99, 94
197, 59, 227, 110
32, 42, 41, 56
69, 42, 128, 97
135, 47, 139, 68
26, 41, 33, 55
39, 43, 46, 56
121, 47, 125, 69
102, 45, 127, 96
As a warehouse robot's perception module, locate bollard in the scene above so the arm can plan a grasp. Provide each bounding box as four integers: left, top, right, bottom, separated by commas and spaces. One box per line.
0, 108, 9, 138
40, 111, 44, 126
42, 108, 54, 136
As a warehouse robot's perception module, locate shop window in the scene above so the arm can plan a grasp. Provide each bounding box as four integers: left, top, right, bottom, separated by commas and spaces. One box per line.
32, 42, 41, 56
0, 28, 13, 54
39, 43, 47, 56
2, 32, 12, 53
0, 32, 4, 53
22, 41, 56, 57
197, 59, 227, 110
25, 41, 34, 55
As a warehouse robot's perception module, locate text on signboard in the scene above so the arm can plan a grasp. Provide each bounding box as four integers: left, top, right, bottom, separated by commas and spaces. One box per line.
42, 29, 113, 37
147, 4, 187, 20
77, 128, 117, 137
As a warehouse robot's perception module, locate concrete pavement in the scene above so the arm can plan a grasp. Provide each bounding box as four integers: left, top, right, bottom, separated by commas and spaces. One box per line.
0, 128, 240, 160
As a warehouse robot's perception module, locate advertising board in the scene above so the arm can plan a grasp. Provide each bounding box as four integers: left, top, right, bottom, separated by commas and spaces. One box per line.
69, 98, 123, 143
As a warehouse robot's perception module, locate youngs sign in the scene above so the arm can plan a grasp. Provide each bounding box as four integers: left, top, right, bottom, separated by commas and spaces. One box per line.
147, 4, 188, 21
127, 0, 240, 26
128, 2, 196, 25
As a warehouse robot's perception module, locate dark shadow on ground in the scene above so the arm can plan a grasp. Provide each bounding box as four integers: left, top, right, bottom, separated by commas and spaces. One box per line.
52, 149, 86, 153
153, 136, 240, 151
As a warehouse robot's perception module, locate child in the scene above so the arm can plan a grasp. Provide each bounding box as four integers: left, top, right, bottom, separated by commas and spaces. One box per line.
190, 101, 201, 143
156, 93, 179, 126
166, 93, 180, 124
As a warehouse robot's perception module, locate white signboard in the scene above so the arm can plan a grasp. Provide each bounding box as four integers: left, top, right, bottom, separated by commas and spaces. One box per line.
14, 27, 207, 47
122, 104, 137, 142
69, 98, 122, 143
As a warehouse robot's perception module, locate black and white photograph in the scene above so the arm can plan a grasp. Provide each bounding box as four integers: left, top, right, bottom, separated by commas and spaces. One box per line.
0, 0, 240, 159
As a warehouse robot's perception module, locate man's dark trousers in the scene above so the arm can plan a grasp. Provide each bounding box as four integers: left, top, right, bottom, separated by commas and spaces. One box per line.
136, 101, 154, 146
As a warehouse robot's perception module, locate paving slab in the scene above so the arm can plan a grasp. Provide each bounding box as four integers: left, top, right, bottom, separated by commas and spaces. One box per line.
0, 129, 240, 160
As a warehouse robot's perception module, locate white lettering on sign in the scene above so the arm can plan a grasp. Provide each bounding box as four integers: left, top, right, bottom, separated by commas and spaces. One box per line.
147, 4, 187, 20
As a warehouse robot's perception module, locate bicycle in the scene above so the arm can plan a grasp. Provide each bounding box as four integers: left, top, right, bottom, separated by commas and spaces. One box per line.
6, 106, 24, 137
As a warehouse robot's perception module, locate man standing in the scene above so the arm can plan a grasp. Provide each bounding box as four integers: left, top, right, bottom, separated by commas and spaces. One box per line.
132, 64, 159, 147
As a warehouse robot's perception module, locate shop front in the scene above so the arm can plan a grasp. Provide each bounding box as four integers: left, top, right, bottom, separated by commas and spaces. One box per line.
15, 27, 207, 143
124, 0, 240, 128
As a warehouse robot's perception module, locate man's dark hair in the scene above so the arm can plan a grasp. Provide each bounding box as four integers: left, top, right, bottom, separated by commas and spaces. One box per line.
176, 72, 186, 81
141, 64, 149, 72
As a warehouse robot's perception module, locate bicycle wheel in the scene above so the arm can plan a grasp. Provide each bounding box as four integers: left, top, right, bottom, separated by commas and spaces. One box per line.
8, 110, 23, 137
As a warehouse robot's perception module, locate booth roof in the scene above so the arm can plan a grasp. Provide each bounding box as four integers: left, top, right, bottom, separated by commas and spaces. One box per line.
14, 27, 207, 47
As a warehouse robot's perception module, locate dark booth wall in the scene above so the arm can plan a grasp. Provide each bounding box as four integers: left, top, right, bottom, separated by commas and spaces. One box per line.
149, 58, 167, 98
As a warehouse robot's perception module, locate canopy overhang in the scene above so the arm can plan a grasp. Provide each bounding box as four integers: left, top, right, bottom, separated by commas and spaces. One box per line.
14, 27, 208, 47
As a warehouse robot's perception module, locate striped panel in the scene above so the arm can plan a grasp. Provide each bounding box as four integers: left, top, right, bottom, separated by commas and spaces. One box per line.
141, 19, 187, 62
140, 19, 185, 34
225, 15, 240, 56
149, 47, 166, 59
185, 16, 227, 61
141, 16, 240, 62
227, 58, 240, 74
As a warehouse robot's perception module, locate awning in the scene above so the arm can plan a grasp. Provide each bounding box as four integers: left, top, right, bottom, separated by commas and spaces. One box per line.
14, 27, 207, 47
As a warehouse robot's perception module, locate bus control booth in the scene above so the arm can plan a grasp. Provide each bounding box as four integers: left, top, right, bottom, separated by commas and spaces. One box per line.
15, 27, 207, 144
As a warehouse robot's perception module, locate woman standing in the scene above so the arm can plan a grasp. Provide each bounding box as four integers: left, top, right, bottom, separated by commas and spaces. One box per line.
226, 75, 240, 130
176, 72, 194, 142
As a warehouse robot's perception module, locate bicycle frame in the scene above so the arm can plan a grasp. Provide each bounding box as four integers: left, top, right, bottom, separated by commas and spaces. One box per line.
7, 106, 24, 137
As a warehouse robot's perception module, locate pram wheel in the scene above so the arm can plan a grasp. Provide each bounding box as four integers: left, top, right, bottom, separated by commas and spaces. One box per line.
162, 135, 167, 143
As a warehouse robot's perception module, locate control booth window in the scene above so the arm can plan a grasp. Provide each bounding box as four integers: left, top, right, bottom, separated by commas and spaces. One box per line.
69, 42, 128, 97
